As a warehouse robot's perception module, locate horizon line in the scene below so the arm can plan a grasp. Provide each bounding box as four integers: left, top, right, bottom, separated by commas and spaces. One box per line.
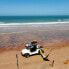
0, 15, 69, 16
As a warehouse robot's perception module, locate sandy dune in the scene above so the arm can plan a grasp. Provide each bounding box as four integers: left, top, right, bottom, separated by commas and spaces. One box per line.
0, 46, 69, 69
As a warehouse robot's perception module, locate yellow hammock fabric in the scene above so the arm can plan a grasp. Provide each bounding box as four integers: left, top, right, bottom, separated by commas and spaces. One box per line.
40, 49, 49, 59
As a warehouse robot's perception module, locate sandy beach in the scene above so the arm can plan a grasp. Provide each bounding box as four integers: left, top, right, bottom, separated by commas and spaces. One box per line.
0, 46, 69, 69
0, 0, 69, 68
0, 22, 69, 69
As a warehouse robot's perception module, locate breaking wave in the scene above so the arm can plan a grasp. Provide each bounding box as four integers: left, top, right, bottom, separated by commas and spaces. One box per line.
0, 21, 69, 26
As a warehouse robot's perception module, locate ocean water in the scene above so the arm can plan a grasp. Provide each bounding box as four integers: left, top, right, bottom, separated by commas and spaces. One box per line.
0, 16, 69, 25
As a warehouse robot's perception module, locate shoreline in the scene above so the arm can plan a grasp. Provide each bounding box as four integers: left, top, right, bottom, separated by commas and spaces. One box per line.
0, 21, 69, 33
0, 21, 69, 26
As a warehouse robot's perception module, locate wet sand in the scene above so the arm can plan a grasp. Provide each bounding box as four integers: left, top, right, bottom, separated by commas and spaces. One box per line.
0, 23, 69, 51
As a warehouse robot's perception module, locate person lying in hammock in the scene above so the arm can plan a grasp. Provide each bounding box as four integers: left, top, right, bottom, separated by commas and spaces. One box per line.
40, 49, 49, 59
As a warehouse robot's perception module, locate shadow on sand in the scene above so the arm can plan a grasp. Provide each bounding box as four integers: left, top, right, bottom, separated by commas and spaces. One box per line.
43, 58, 50, 61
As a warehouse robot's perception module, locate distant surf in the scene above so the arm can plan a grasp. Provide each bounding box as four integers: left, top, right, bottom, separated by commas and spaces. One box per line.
0, 21, 69, 26
0, 16, 69, 27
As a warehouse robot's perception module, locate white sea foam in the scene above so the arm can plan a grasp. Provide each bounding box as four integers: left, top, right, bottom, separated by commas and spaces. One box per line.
0, 22, 4, 24
0, 21, 69, 26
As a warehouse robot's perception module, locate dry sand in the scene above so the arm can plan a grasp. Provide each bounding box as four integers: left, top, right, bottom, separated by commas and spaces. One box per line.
0, 46, 69, 69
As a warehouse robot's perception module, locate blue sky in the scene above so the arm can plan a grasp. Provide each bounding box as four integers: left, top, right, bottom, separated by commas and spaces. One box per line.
0, 0, 69, 16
